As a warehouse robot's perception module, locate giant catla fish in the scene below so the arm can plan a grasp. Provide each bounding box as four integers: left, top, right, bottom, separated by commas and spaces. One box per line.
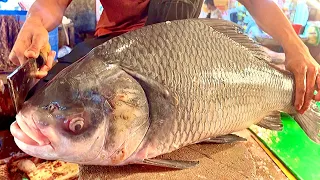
10, 19, 320, 169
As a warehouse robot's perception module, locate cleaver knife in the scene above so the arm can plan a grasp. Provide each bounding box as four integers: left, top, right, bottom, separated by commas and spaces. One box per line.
7, 47, 50, 113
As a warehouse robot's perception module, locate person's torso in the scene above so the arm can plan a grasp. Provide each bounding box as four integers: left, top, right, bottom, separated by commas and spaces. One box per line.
95, 0, 150, 37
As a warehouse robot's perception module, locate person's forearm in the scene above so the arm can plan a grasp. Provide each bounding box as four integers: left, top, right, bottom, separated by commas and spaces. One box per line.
27, 0, 72, 31
239, 0, 307, 53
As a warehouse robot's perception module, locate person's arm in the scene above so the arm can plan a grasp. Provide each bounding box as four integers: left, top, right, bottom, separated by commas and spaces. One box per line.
9, 0, 72, 78
27, 0, 72, 31
239, 0, 320, 114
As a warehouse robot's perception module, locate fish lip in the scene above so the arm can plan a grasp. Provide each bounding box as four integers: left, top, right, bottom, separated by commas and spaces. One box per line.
14, 111, 51, 146
11, 113, 57, 158
13, 137, 55, 159
10, 121, 40, 146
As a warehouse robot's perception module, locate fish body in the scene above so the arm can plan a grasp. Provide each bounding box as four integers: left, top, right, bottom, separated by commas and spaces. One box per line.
10, 19, 320, 167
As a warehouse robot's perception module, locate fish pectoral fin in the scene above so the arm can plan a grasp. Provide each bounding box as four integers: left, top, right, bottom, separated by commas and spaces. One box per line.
197, 134, 247, 144
142, 158, 199, 169
256, 111, 283, 131
121, 67, 171, 99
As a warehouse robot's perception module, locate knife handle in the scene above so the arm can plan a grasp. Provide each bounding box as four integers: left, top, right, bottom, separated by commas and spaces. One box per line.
35, 43, 51, 69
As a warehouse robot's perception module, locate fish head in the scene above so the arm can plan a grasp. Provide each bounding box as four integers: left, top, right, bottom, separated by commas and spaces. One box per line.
10, 69, 109, 163
10, 61, 150, 165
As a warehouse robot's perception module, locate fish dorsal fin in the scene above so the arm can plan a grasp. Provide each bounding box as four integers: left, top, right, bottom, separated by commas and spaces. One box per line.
197, 18, 272, 63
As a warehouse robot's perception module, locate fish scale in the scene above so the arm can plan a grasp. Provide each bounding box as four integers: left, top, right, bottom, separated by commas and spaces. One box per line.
95, 19, 293, 158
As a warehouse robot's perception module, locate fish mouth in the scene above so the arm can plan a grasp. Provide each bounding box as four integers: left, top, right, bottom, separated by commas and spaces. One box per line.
10, 111, 50, 146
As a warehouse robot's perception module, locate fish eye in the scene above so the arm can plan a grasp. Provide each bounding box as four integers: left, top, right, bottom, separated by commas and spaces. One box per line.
69, 117, 85, 133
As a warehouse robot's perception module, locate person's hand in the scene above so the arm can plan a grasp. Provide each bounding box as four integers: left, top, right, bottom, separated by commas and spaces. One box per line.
284, 43, 320, 114
9, 17, 55, 79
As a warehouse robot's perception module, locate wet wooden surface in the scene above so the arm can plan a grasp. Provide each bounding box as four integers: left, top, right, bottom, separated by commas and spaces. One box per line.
79, 130, 288, 180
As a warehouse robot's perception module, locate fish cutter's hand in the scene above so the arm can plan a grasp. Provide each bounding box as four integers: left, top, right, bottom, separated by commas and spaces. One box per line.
284, 43, 320, 114
9, 17, 55, 79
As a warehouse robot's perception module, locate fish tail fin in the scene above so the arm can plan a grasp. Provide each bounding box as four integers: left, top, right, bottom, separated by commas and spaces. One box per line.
293, 100, 320, 144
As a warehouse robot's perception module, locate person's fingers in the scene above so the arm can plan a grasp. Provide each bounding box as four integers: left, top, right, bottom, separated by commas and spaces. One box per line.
9, 50, 22, 66
300, 67, 318, 113
35, 71, 48, 79
39, 51, 55, 72
24, 33, 46, 59
293, 66, 307, 113
7, 19, 49, 67
9, 40, 30, 65
35, 50, 56, 79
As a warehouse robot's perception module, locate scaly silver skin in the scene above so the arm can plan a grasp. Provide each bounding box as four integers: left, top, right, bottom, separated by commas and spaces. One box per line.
94, 19, 294, 163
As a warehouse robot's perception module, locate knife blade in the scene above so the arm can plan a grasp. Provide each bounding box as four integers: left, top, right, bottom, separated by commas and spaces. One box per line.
7, 50, 48, 113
